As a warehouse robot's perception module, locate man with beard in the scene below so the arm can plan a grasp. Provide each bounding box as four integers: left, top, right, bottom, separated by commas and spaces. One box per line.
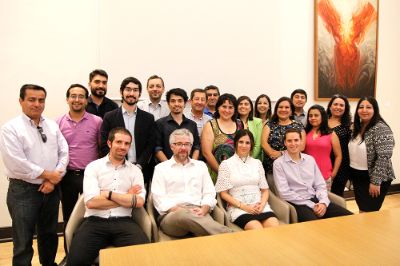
86, 69, 118, 118
152, 129, 232, 237
154, 88, 200, 162
100, 77, 155, 184
57, 84, 102, 263
137, 75, 169, 120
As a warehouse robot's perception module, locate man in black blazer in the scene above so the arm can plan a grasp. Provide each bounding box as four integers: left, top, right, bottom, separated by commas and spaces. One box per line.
100, 77, 155, 184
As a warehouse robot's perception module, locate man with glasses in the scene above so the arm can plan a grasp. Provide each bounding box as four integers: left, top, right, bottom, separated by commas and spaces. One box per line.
152, 129, 231, 237
204, 85, 220, 117
0, 84, 69, 266
154, 88, 200, 162
86, 69, 118, 118
57, 84, 102, 263
100, 77, 155, 185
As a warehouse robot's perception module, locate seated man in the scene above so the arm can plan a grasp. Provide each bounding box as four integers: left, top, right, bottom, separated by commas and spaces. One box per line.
68, 127, 149, 266
273, 128, 352, 222
151, 128, 232, 237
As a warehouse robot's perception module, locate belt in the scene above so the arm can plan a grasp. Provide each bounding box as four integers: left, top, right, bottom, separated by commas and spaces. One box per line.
8, 178, 41, 187
67, 169, 85, 175
87, 216, 131, 221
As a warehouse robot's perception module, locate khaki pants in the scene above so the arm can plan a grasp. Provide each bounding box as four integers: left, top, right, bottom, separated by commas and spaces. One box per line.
160, 205, 232, 237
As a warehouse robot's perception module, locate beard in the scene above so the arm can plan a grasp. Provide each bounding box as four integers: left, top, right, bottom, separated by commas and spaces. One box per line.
91, 88, 106, 97
123, 96, 138, 106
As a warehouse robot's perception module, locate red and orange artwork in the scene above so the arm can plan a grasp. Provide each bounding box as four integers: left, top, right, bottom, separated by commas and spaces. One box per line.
315, 0, 378, 99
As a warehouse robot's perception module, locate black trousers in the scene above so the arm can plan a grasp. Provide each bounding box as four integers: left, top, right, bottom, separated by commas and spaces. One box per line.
350, 167, 392, 212
290, 198, 353, 223
67, 216, 149, 266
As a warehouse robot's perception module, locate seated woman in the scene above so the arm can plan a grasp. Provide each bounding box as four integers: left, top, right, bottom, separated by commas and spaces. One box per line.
215, 129, 279, 230
304, 105, 342, 190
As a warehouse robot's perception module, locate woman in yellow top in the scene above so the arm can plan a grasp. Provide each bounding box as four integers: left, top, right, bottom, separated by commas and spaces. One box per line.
237, 96, 263, 160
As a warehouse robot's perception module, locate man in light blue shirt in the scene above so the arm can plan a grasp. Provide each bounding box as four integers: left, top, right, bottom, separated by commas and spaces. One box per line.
273, 128, 352, 222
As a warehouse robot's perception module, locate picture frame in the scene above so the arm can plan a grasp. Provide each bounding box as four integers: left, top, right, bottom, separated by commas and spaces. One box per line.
314, 0, 379, 100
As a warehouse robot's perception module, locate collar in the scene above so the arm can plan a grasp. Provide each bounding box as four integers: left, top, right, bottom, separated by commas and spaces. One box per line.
66, 111, 89, 122
22, 113, 45, 126
283, 151, 305, 163
104, 154, 129, 168
170, 156, 195, 167
122, 105, 137, 115
190, 110, 206, 120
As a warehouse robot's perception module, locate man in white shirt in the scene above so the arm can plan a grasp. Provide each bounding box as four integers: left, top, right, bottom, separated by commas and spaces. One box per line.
68, 127, 149, 265
137, 75, 169, 120
151, 128, 231, 237
0, 84, 69, 266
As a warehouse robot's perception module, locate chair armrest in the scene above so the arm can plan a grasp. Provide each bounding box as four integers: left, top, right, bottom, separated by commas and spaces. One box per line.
146, 194, 160, 242
211, 205, 225, 225
268, 192, 290, 224
288, 205, 298, 224
328, 192, 347, 208
132, 207, 152, 242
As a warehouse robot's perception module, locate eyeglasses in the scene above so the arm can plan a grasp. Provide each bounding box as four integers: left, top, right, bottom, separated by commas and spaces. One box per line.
124, 87, 140, 93
173, 142, 192, 148
37, 126, 47, 143
69, 95, 86, 100
206, 93, 219, 97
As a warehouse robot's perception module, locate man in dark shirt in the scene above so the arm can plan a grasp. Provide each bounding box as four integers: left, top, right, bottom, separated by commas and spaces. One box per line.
86, 69, 118, 118
155, 88, 200, 162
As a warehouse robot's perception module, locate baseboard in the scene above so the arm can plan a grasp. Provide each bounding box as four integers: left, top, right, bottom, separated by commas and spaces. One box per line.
0, 223, 64, 243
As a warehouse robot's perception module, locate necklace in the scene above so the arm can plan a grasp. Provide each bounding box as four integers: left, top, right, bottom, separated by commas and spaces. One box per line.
239, 155, 248, 163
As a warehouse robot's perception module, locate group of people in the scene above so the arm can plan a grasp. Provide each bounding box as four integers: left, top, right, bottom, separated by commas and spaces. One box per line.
0, 69, 395, 266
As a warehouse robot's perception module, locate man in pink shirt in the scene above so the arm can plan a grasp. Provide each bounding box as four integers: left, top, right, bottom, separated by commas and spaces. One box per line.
57, 84, 102, 259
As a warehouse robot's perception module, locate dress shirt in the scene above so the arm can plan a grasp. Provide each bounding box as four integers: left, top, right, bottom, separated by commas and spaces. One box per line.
83, 155, 146, 218
203, 107, 215, 118
273, 151, 330, 209
154, 114, 201, 159
86, 96, 118, 118
0, 114, 69, 184
121, 106, 137, 163
137, 99, 169, 121
294, 110, 307, 127
184, 109, 212, 136
57, 111, 102, 170
151, 157, 216, 215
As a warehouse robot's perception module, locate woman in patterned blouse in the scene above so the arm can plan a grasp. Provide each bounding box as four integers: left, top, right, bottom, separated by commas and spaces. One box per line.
348, 97, 395, 212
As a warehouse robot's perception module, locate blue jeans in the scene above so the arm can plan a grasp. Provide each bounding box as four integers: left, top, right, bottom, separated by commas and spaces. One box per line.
7, 179, 59, 266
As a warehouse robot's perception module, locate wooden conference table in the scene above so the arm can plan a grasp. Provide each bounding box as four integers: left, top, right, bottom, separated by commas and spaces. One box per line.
100, 208, 400, 265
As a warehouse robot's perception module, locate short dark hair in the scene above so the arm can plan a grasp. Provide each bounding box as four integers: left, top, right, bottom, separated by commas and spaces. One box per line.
234, 129, 255, 153
352, 96, 389, 141
19, 84, 47, 100
305, 104, 331, 135
190, 88, 206, 100
284, 128, 302, 141
120, 77, 142, 94
326, 94, 351, 127
89, 69, 108, 82
254, 94, 272, 121
204, 85, 220, 97
66, 84, 89, 99
147, 75, 164, 88
270, 97, 295, 123
166, 88, 188, 103
237, 96, 254, 121
108, 127, 132, 143
214, 93, 238, 121
290, 89, 307, 100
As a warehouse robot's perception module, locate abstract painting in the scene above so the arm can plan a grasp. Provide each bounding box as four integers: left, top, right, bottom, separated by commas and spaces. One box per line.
315, 0, 378, 100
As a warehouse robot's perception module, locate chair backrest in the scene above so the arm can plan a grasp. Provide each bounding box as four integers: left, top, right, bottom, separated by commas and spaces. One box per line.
65, 195, 86, 252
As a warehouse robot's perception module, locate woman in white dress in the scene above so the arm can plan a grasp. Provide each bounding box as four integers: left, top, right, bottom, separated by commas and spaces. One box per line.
215, 129, 279, 230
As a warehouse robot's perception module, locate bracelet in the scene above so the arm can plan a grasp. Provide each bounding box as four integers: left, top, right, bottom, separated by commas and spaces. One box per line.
108, 191, 112, 200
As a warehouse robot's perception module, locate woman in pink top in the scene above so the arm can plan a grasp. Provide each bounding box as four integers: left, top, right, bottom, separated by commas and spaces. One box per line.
304, 105, 342, 190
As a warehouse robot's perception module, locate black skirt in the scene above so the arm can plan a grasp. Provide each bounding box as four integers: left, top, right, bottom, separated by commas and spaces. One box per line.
233, 212, 277, 229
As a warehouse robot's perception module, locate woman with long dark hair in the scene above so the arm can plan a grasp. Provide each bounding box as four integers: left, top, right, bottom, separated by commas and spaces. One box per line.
254, 94, 272, 125
305, 105, 342, 190
349, 97, 395, 212
326, 94, 352, 196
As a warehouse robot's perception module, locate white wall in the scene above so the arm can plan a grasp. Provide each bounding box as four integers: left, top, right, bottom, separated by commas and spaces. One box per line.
0, 0, 398, 227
